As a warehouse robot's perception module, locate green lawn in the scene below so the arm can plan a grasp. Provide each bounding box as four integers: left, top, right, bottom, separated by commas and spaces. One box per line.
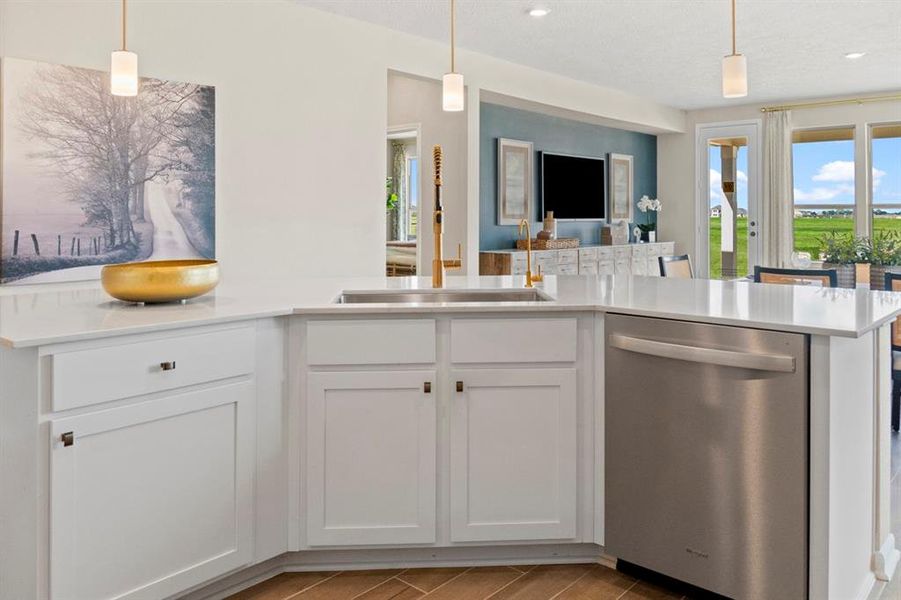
708, 216, 901, 279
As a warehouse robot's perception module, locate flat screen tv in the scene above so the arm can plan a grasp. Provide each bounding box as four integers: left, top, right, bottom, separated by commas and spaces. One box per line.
540, 152, 606, 220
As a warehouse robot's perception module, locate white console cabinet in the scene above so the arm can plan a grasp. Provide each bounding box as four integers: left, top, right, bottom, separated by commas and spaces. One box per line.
479, 242, 675, 277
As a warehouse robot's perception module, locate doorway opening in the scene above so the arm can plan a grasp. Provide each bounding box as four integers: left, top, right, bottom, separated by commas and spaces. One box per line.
697, 122, 761, 279
386, 127, 420, 276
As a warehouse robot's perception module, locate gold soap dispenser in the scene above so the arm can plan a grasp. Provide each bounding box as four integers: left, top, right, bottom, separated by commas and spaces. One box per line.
431, 145, 462, 288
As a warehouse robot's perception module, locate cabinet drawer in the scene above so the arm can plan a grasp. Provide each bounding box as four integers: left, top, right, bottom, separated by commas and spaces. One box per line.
578, 248, 599, 261
647, 244, 663, 257
632, 260, 648, 276
661, 242, 676, 255
579, 261, 599, 275
599, 260, 615, 275
614, 259, 631, 274
632, 245, 648, 258
307, 319, 435, 365
51, 327, 254, 411
557, 250, 578, 265
597, 248, 615, 261
558, 263, 578, 275
451, 318, 577, 363
614, 247, 632, 261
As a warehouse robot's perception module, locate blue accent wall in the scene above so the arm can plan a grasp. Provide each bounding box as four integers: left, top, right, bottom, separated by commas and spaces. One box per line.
480, 103, 657, 250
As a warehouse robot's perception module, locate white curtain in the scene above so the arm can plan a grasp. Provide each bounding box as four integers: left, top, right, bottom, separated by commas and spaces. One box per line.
762, 110, 794, 267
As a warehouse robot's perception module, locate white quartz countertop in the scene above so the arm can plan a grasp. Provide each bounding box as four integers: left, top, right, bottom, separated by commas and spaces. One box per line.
2, 274, 901, 348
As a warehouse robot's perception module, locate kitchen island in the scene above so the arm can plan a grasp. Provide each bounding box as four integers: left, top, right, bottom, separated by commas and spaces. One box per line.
0, 274, 898, 600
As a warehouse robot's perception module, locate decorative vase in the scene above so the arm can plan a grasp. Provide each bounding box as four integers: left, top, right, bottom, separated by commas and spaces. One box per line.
822, 263, 856, 289
648, 231, 657, 243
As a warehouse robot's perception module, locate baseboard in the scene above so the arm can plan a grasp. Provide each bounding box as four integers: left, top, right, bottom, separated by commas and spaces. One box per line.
180, 544, 604, 600
873, 533, 901, 581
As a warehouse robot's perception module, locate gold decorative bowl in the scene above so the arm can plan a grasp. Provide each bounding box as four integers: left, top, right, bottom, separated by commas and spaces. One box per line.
101, 259, 220, 303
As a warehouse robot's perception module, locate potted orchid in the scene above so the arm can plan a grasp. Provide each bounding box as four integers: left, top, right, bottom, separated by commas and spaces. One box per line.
636, 195, 661, 242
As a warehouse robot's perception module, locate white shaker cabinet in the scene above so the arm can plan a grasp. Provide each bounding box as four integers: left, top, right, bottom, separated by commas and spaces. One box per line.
449, 368, 578, 542
305, 370, 438, 546
49, 381, 255, 600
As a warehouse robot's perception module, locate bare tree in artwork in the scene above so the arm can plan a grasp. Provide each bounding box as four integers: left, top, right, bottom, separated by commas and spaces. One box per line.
1, 58, 215, 284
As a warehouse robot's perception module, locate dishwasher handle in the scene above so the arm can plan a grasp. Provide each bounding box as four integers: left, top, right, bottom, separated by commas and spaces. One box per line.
608, 334, 796, 373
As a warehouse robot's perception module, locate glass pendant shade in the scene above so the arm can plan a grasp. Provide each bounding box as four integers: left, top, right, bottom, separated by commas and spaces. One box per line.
110, 50, 138, 97
722, 53, 747, 98
442, 72, 465, 112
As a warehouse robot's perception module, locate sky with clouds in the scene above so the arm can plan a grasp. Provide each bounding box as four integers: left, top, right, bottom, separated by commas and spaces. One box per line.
708, 137, 901, 211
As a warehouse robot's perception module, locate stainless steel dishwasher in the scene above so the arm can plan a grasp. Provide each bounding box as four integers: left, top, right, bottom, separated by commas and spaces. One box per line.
605, 314, 808, 600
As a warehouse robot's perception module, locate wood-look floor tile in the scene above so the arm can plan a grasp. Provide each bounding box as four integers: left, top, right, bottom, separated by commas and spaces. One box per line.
353, 578, 424, 600
396, 567, 470, 592
294, 570, 402, 599
421, 566, 522, 599
226, 572, 337, 600
620, 580, 683, 600
553, 565, 636, 600
509, 565, 539, 574
488, 564, 592, 599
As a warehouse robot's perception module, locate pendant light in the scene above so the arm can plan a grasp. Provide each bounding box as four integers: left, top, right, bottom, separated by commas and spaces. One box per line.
722, 0, 747, 98
442, 0, 464, 112
111, 0, 138, 97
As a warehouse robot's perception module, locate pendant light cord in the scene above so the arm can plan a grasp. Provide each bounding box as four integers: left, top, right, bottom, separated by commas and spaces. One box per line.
731, 0, 737, 56
450, 0, 456, 73
121, 0, 128, 51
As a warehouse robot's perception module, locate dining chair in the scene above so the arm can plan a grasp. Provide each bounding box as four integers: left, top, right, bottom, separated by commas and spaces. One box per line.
658, 254, 693, 278
885, 272, 901, 432
753, 266, 838, 288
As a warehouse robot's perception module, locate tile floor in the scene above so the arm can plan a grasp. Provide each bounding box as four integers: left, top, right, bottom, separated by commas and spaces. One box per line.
226, 563, 688, 600
230, 432, 901, 600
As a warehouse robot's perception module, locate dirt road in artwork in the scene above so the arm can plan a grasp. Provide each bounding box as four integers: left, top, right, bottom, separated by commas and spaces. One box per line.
145, 186, 202, 260
12, 191, 199, 284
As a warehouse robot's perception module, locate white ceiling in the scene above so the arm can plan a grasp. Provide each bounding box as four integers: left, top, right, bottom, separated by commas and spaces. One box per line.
298, 0, 901, 110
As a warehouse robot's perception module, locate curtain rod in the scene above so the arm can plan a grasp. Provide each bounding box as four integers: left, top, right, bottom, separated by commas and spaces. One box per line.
760, 94, 901, 113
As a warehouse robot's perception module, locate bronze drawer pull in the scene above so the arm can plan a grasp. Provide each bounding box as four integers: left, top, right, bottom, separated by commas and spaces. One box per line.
424, 382, 431, 394
160, 361, 176, 371
456, 381, 464, 393
60, 432, 74, 447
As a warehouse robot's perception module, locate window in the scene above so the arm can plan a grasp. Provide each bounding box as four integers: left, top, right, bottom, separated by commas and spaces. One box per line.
791, 127, 855, 259
405, 156, 419, 241
871, 124, 901, 236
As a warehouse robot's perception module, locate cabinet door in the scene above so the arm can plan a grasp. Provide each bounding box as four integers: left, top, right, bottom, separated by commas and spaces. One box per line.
450, 368, 578, 542
306, 371, 437, 546
50, 381, 254, 600
631, 259, 647, 276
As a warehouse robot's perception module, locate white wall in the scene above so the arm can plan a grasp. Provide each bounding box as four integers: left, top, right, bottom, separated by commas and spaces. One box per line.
0, 0, 684, 286
388, 73, 467, 275
658, 95, 901, 262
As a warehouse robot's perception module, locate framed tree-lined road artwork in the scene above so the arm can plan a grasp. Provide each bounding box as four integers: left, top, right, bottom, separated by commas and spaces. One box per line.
608, 153, 633, 223
498, 138, 533, 226
0, 57, 215, 284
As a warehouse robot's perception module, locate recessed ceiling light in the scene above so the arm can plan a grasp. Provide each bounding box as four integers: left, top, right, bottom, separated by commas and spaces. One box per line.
844, 52, 867, 59
528, 8, 550, 17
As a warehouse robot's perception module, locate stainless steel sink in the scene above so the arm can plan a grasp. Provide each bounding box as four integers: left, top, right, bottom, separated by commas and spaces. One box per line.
335, 288, 553, 304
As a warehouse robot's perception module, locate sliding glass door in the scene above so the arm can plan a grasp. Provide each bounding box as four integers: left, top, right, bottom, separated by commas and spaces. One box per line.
698, 122, 761, 279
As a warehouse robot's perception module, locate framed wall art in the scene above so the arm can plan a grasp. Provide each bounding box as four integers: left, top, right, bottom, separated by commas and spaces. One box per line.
497, 138, 533, 226
1, 57, 216, 284
608, 153, 633, 223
